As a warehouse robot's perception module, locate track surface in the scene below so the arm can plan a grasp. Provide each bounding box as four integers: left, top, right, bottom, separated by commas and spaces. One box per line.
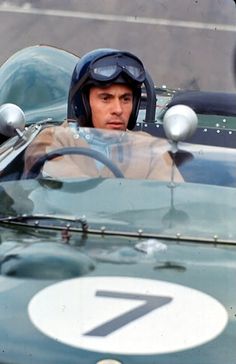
0, 0, 235, 91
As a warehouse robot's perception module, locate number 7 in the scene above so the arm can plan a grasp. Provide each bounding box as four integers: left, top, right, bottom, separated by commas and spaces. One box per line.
84, 290, 172, 337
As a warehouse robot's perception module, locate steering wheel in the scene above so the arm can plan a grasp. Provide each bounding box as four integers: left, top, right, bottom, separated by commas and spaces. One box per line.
25, 147, 124, 179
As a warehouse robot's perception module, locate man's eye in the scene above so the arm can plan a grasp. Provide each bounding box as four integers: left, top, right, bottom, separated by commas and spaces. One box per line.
123, 96, 132, 102
100, 95, 110, 101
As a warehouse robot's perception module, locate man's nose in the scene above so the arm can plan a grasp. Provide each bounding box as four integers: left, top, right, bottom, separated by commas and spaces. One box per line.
111, 98, 122, 114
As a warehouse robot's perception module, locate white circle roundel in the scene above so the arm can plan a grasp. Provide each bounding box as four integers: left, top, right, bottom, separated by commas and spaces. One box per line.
28, 276, 228, 355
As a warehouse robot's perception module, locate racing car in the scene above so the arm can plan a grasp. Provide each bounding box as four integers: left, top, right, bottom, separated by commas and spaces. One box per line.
0, 45, 235, 364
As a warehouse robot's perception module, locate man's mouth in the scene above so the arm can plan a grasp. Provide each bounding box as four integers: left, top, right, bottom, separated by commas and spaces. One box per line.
107, 120, 125, 129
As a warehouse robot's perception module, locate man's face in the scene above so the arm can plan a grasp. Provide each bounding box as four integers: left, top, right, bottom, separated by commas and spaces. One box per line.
89, 84, 133, 130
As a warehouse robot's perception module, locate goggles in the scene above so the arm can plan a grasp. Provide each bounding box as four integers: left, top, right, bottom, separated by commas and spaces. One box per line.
88, 52, 146, 83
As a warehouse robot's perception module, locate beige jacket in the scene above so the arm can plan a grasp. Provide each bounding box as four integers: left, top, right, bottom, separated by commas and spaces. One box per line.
24, 122, 183, 181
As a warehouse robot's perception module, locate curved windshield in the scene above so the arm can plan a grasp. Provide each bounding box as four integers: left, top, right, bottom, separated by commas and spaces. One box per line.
1, 127, 236, 244
24, 125, 181, 181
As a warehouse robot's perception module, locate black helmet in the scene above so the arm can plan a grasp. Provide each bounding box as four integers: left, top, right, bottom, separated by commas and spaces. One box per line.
67, 48, 146, 130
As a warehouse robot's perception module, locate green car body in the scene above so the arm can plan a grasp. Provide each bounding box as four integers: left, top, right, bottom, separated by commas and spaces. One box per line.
0, 45, 235, 364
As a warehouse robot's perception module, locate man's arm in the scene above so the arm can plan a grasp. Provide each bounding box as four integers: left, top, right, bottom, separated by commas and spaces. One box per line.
23, 122, 96, 178
23, 125, 56, 175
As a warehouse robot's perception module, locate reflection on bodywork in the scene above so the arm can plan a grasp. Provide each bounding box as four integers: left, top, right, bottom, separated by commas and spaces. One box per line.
0, 242, 95, 279
0, 45, 78, 123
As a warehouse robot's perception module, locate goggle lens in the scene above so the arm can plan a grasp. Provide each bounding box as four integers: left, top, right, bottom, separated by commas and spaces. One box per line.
91, 53, 145, 82
93, 65, 117, 77
126, 65, 143, 79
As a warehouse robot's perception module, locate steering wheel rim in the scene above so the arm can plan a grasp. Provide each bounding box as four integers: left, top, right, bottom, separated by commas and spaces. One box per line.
25, 147, 124, 179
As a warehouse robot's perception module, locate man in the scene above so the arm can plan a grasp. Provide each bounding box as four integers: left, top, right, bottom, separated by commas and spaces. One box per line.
24, 48, 182, 181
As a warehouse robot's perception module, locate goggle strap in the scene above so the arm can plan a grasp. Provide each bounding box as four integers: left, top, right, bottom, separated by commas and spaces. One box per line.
69, 72, 89, 101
